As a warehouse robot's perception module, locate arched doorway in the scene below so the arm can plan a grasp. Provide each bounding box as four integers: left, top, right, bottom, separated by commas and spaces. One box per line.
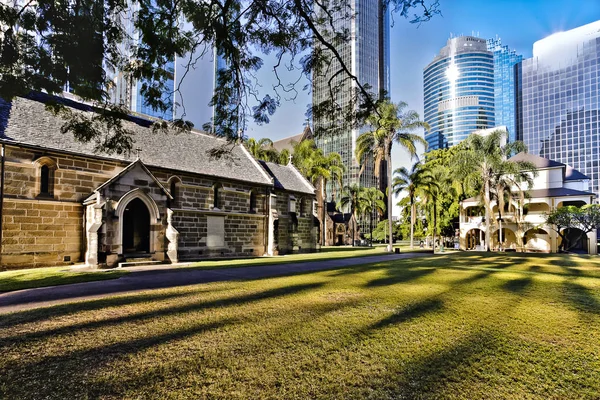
491, 228, 517, 250
122, 198, 151, 254
524, 228, 550, 252
465, 228, 483, 250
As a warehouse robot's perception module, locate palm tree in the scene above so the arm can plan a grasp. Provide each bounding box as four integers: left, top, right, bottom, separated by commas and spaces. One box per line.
392, 162, 435, 248
288, 139, 345, 246
417, 168, 442, 251
454, 129, 536, 251
360, 187, 386, 246
356, 100, 429, 252
245, 137, 279, 162
338, 184, 366, 246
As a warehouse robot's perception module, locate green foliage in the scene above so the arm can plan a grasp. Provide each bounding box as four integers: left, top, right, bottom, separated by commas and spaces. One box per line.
0, 0, 440, 153
356, 99, 428, 250
368, 219, 403, 241
546, 204, 600, 252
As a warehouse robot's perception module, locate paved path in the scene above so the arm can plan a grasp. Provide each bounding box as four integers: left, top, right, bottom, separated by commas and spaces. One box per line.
0, 252, 433, 314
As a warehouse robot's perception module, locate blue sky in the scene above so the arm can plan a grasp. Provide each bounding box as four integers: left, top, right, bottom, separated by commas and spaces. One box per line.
245, 0, 600, 214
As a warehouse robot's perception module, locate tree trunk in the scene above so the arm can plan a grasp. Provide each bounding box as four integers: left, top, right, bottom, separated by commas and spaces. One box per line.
370, 213, 373, 247
321, 178, 327, 246
410, 202, 415, 249
433, 201, 437, 252
484, 178, 491, 251
387, 152, 393, 252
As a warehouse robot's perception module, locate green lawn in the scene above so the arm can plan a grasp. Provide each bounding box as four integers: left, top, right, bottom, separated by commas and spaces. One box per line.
0, 246, 405, 293
0, 267, 128, 293
1, 252, 599, 399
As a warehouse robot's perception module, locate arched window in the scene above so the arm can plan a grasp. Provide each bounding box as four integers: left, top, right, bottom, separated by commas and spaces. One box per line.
40, 165, 50, 195
249, 190, 257, 213
167, 176, 181, 208
34, 156, 57, 198
213, 183, 222, 209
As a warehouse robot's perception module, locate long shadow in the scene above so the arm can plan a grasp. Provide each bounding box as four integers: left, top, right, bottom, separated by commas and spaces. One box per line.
0, 317, 237, 398
0, 290, 205, 329
388, 330, 498, 398
365, 267, 437, 287
0, 282, 325, 347
502, 277, 533, 293
370, 298, 444, 330
562, 281, 600, 316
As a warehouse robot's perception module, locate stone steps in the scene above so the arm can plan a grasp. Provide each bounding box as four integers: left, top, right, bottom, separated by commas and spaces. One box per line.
118, 259, 162, 268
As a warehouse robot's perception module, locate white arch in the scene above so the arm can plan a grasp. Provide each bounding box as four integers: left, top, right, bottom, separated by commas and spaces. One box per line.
115, 189, 161, 255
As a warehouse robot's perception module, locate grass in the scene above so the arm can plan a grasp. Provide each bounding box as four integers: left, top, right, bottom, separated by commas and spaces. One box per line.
0, 246, 411, 293
1, 252, 599, 399
0, 267, 127, 293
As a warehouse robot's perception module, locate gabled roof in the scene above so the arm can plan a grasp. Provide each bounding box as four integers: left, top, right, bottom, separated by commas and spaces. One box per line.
95, 159, 172, 199
565, 165, 590, 181
0, 94, 273, 186
271, 125, 313, 153
331, 213, 353, 224
509, 152, 565, 169
258, 160, 315, 195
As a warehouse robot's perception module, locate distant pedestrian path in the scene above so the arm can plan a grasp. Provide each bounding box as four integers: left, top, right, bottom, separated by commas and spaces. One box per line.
0, 252, 432, 314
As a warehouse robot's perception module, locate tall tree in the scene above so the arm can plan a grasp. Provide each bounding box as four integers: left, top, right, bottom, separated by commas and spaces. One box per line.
338, 183, 366, 246
356, 100, 428, 252
0, 0, 439, 153
392, 161, 435, 248
453, 130, 536, 251
245, 137, 278, 162
360, 187, 386, 246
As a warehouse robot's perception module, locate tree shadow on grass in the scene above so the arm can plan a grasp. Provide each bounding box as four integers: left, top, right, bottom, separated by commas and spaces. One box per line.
365, 267, 437, 288
0, 289, 352, 399
370, 298, 445, 330
0, 290, 203, 329
0, 282, 325, 348
387, 330, 498, 398
502, 277, 533, 293
562, 281, 600, 316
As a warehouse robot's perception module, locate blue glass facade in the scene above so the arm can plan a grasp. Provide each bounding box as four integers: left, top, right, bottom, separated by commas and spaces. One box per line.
424, 36, 495, 150
519, 21, 600, 195
313, 0, 390, 198
135, 60, 175, 120
486, 37, 522, 142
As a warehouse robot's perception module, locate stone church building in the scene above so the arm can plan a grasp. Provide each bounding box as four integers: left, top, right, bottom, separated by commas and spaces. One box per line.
0, 95, 317, 269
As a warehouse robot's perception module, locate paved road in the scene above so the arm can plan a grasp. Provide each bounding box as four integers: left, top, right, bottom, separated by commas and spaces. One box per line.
0, 252, 433, 314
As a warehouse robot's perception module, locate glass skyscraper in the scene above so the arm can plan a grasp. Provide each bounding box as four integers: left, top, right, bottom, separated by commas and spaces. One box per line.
518, 20, 600, 195
487, 37, 522, 142
423, 36, 495, 150
108, 1, 174, 121
313, 0, 390, 200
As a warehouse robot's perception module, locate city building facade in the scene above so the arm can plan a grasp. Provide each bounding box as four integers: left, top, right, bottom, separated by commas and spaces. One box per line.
517, 20, 600, 196
423, 36, 495, 150
312, 0, 390, 201
459, 153, 596, 254
487, 37, 523, 142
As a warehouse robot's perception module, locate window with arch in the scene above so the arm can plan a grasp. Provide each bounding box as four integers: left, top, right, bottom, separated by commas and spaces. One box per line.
168, 176, 181, 208
249, 190, 257, 213
34, 157, 57, 198
213, 183, 222, 209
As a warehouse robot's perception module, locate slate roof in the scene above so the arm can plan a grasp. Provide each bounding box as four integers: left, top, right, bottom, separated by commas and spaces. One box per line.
0, 94, 273, 186
509, 152, 565, 169
258, 161, 315, 195
331, 213, 353, 224
271, 125, 313, 153
463, 187, 595, 203
565, 166, 590, 181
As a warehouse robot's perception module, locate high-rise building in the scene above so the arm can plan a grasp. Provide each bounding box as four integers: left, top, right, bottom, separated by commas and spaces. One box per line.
487, 37, 523, 142
518, 20, 600, 195
312, 1, 390, 200
423, 36, 495, 150
108, 2, 175, 121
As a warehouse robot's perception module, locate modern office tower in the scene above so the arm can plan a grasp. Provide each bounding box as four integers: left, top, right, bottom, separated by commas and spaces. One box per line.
423, 36, 495, 150
518, 20, 600, 194
313, 0, 391, 200
487, 37, 523, 142
108, 2, 175, 120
